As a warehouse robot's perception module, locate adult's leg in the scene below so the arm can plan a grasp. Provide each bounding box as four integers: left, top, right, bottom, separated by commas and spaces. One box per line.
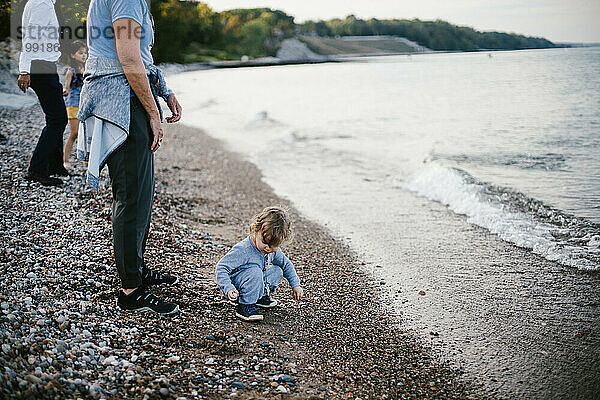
28, 63, 67, 175
107, 97, 154, 289
231, 267, 265, 305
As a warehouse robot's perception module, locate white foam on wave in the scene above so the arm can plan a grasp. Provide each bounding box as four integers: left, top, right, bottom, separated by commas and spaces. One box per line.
401, 164, 599, 270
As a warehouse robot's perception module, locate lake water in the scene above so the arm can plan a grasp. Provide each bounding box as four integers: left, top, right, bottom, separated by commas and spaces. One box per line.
167, 47, 600, 399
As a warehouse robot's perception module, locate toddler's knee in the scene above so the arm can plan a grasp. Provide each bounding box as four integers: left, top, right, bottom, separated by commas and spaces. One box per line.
271, 265, 283, 280
241, 267, 264, 287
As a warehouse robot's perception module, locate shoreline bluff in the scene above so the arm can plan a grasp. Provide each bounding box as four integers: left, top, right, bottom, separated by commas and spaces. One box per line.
0, 105, 483, 399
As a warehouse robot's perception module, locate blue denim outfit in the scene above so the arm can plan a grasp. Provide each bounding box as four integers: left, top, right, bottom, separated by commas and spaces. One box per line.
216, 236, 301, 305
63, 67, 83, 107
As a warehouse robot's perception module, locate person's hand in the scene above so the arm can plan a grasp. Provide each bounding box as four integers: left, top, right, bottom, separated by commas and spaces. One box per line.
227, 288, 239, 302
62, 88, 68, 96
17, 74, 30, 93
292, 286, 303, 302
149, 113, 163, 153
165, 93, 182, 123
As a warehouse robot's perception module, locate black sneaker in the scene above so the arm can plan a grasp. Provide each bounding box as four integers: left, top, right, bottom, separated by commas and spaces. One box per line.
142, 268, 178, 286
50, 167, 74, 177
25, 171, 63, 187
117, 288, 179, 314
235, 304, 263, 322
256, 295, 278, 308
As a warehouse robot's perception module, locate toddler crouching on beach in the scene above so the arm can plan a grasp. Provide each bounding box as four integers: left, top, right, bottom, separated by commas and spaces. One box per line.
215, 206, 303, 322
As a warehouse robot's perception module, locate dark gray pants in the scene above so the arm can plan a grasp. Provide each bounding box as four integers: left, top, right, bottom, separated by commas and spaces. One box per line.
107, 97, 154, 289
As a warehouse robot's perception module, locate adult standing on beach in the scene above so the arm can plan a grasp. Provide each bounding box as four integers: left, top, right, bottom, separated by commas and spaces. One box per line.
17, 0, 70, 186
78, 0, 183, 314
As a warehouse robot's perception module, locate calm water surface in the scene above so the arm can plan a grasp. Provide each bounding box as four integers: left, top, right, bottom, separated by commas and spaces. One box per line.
168, 48, 600, 399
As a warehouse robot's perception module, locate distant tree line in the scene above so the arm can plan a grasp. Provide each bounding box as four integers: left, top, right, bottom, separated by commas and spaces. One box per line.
1, 0, 555, 64
151, 2, 295, 62
299, 15, 555, 51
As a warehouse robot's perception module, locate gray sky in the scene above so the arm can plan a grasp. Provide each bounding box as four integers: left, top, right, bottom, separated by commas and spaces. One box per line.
204, 0, 600, 43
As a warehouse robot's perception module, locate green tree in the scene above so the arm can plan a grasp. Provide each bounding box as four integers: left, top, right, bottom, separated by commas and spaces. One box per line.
240, 19, 269, 57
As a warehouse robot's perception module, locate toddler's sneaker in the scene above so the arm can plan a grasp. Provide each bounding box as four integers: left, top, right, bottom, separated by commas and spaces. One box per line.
117, 287, 179, 315
142, 268, 178, 286
235, 304, 263, 322
256, 295, 278, 308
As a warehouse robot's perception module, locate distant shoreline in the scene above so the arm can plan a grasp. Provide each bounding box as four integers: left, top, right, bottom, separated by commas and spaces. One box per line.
169, 45, 581, 74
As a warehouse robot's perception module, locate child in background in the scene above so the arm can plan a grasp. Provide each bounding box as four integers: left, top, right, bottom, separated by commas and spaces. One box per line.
62, 40, 87, 169
216, 206, 304, 322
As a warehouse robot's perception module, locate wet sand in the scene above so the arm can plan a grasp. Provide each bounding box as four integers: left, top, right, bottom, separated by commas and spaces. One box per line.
0, 105, 480, 399
349, 185, 600, 400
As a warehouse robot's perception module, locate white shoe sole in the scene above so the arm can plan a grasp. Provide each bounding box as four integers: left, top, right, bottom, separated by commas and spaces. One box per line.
235, 312, 263, 322
255, 299, 278, 308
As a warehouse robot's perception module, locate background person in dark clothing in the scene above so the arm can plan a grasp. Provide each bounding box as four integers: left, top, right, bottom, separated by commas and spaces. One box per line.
17, 0, 69, 186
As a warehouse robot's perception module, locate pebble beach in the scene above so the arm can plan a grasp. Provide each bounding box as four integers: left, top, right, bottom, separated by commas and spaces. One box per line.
0, 104, 484, 399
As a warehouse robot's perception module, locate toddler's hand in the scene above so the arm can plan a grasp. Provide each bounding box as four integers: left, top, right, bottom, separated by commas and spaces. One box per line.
227, 289, 239, 302
292, 286, 303, 302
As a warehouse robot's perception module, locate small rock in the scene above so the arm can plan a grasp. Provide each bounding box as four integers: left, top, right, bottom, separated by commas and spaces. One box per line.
280, 375, 295, 383
276, 385, 287, 393
45, 380, 62, 390
166, 355, 180, 363
2, 344, 10, 353
89, 384, 104, 397
26, 374, 42, 385
230, 381, 243, 389
159, 387, 169, 396
335, 372, 344, 380
26, 272, 37, 279
102, 356, 117, 365
587, 235, 600, 248
418, 290, 426, 296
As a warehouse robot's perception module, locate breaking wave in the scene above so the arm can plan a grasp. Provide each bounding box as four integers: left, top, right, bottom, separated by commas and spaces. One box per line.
401, 164, 600, 270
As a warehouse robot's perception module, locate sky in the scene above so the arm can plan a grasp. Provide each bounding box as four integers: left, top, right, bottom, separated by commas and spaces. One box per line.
204, 0, 600, 43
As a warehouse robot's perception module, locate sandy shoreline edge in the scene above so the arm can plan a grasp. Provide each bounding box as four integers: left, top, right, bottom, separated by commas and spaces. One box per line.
0, 105, 481, 399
